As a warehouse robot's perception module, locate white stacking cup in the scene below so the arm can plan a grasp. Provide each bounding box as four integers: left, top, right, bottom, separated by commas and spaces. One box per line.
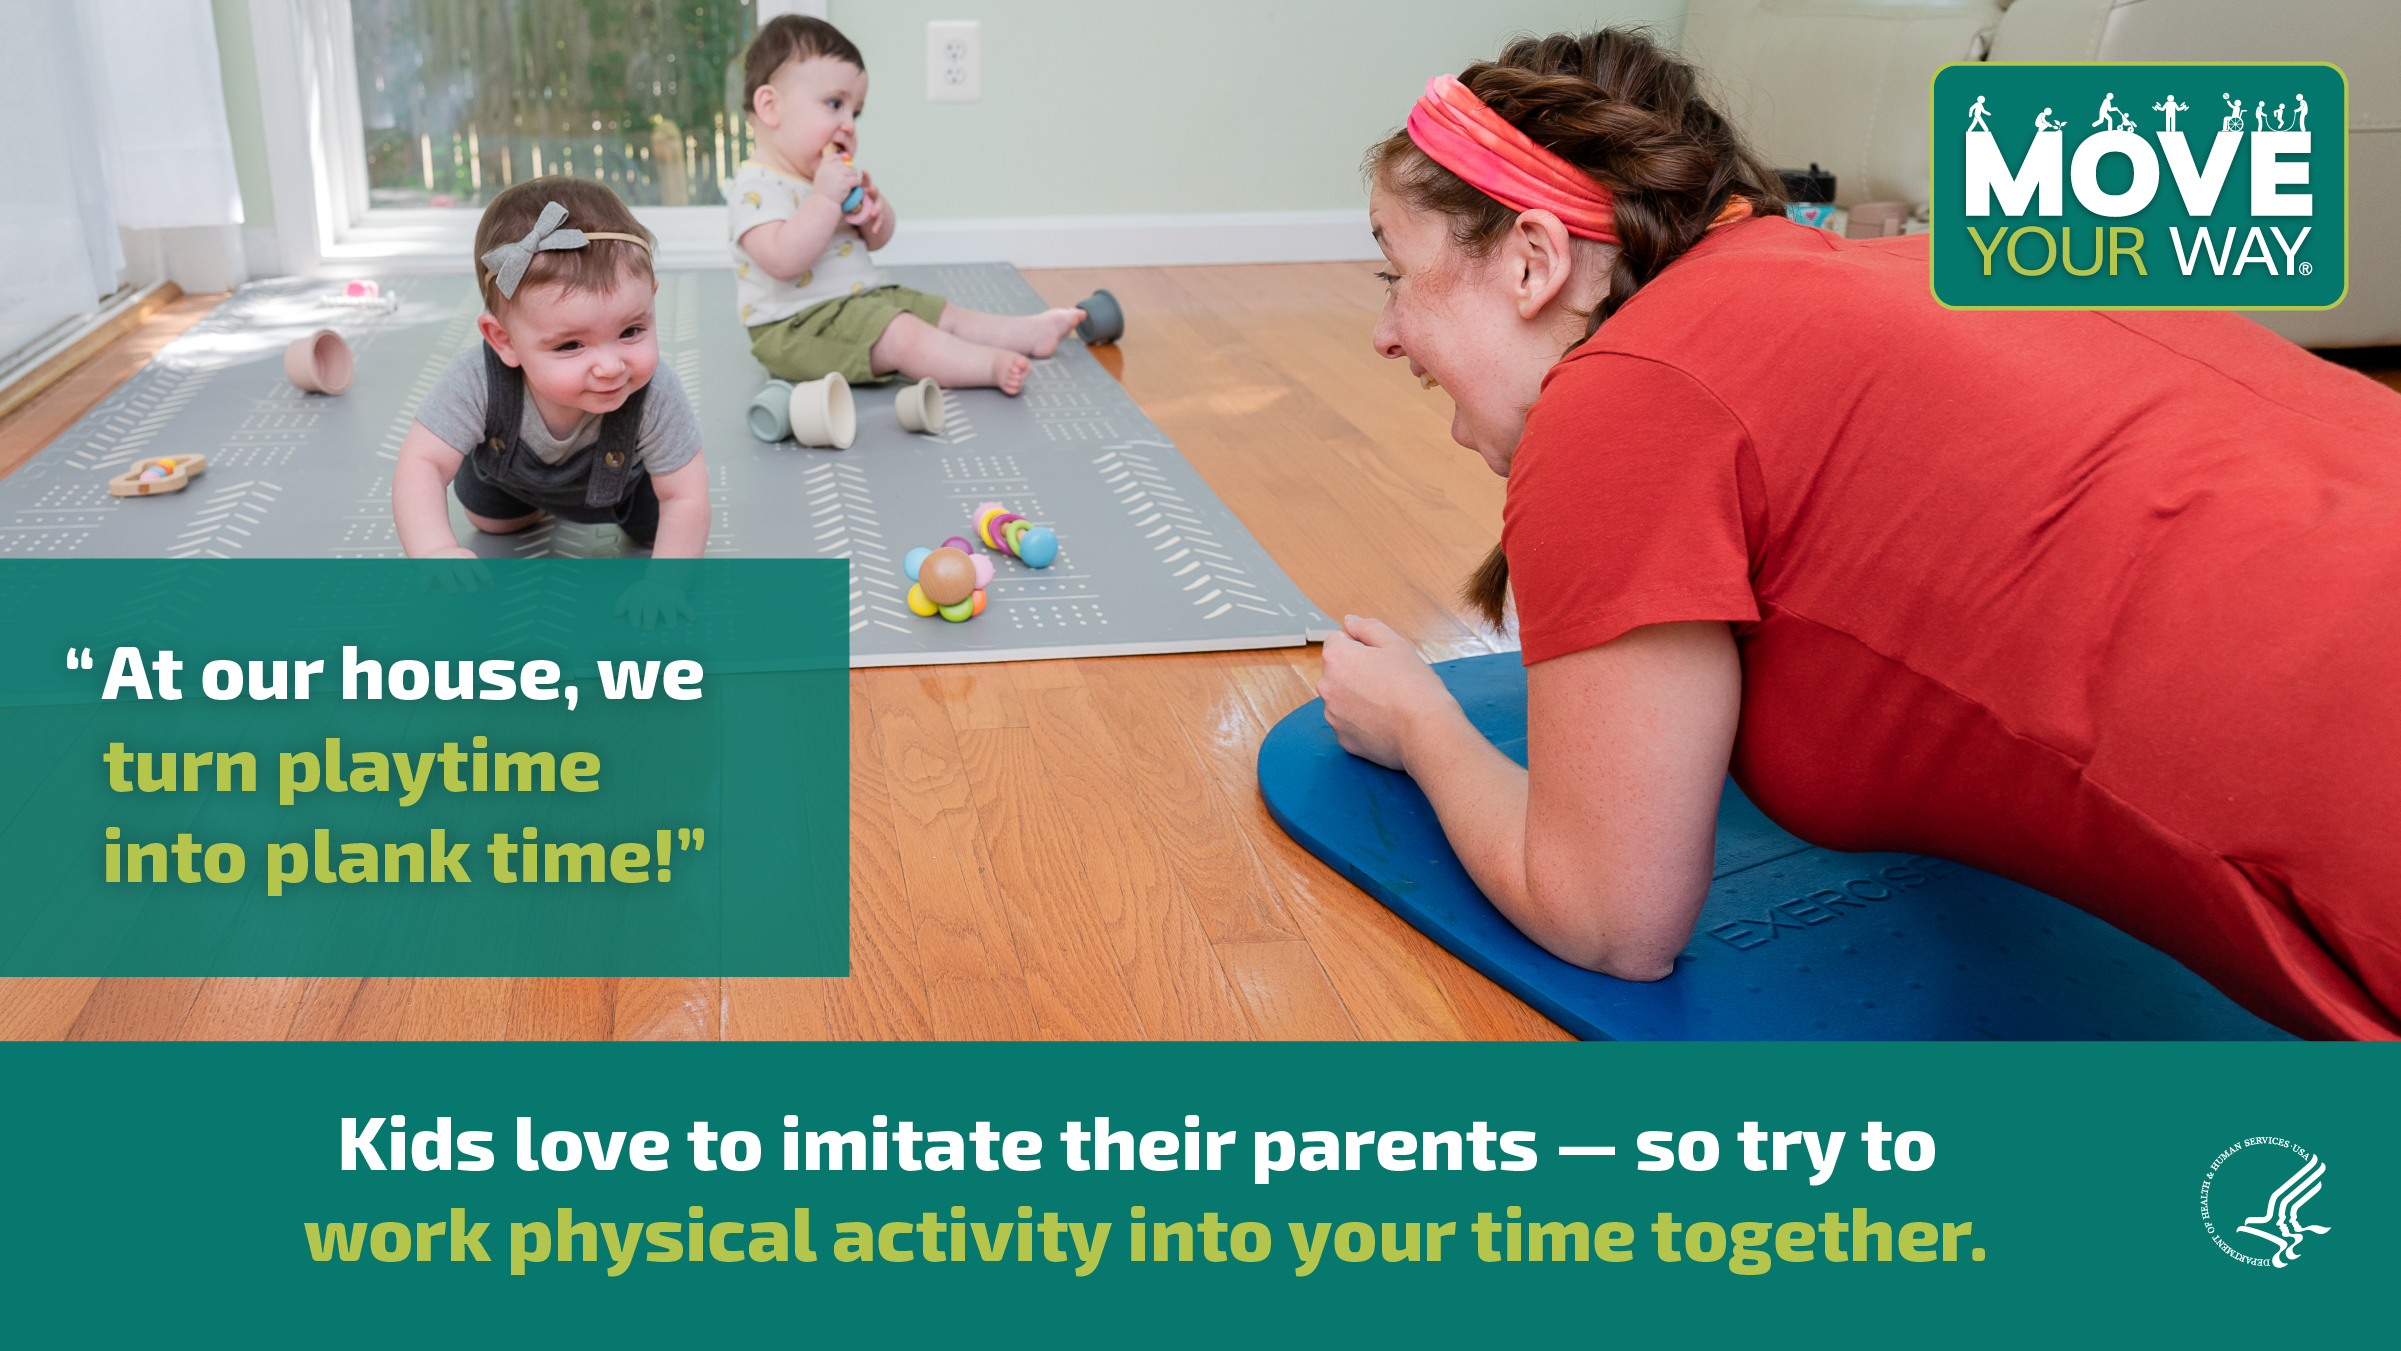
787, 372, 856, 449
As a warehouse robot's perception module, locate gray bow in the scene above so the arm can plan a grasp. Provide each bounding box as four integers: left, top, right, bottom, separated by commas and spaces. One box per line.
479, 201, 589, 299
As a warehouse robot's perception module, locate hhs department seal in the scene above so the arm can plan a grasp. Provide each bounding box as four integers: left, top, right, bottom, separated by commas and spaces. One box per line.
2200, 1136, 2331, 1267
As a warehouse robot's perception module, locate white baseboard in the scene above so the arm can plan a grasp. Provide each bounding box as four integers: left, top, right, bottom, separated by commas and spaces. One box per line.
274, 206, 1378, 276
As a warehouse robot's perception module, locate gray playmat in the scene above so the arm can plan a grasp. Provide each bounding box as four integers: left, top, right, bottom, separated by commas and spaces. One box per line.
0, 264, 1334, 667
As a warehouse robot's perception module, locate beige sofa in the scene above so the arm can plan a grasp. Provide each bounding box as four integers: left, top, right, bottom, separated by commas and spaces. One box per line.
1682, 0, 2398, 348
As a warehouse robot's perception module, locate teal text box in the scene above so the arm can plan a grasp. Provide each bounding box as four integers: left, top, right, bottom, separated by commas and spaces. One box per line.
0, 559, 847, 976
0, 1041, 2390, 1343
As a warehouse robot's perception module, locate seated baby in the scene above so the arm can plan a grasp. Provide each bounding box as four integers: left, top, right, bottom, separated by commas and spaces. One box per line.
731, 15, 1083, 397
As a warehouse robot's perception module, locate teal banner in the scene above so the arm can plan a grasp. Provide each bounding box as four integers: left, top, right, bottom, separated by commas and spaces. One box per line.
0, 560, 848, 976
0, 1043, 2388, 1341
1930, 63, 2346, 309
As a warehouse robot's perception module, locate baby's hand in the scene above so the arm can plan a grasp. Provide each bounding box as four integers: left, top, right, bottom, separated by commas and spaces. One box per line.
613, 579, 693, 632
812, 145, 863, 209
414, 549, 496, 596
846, 170, 883, 228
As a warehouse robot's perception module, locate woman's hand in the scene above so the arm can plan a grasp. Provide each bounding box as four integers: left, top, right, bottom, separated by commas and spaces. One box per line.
1319, 615, 1463, 770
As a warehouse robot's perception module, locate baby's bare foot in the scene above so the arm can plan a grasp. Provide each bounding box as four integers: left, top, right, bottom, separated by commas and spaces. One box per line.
993, 350, 1032, 395
1024, 308, 1085, 358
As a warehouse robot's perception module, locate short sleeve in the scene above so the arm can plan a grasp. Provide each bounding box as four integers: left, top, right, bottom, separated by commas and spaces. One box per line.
1502, 352, 1760, 665
726, 167, 798, 244
410, 347, 491, 455
636, 366, 704, 475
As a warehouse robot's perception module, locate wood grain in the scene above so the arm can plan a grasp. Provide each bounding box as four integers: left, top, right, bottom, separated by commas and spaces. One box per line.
0, 261, 1605, 1043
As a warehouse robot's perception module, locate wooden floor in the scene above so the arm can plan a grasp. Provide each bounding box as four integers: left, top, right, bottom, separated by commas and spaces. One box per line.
11, 273, 2396, 1042
0, 262, 1573, 1042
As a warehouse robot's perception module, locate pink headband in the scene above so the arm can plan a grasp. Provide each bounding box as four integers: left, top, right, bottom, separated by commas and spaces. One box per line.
1406, 74, 1620, 244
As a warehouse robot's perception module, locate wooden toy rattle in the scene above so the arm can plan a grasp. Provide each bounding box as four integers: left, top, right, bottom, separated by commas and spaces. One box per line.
108, 455, 208, 497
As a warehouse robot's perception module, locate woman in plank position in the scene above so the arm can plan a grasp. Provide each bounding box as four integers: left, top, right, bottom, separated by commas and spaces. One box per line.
1319, 30, 2401, 1039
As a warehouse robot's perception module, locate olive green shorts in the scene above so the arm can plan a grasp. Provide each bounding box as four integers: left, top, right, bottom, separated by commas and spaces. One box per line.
747, 284, 950, 385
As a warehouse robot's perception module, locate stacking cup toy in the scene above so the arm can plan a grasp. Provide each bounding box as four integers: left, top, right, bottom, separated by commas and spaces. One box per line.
788, 372, 856, 449
283, 329, 354, 395
747, 379, 797, 441
895, 378, 947, 434
1073, 289, 1125, 345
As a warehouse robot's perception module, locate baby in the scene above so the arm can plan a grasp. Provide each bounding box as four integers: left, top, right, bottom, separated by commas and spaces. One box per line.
731, 15, 1083, 397
392, 179, 709, 617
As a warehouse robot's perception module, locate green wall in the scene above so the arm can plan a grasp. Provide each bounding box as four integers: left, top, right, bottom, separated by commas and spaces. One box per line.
829, 1, 1688, 219
207, 0, 1687, 256
213, 0, 276, 229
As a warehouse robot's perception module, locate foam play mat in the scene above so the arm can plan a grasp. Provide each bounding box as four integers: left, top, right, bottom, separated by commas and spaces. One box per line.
1259, 653, 2290, 1041
0, 265, 1332, 667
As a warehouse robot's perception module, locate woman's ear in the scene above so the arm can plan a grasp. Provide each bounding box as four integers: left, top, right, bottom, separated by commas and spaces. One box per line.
1505, 209, 1578, 320
477, 312, 523, 368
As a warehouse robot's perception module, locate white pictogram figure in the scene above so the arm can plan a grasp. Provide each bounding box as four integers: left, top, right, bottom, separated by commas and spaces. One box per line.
2035, 107, 2066, 133
1967, 95, 1991, 132
2092, 92, 2122, 128
2255, 100, 2269, 130
2222, 93, 2245, 132
2273, 103, 2287, 130
2236, 1154, 2331, 1269
2295, 93, 2309, 132
2153, 95, 2188, 131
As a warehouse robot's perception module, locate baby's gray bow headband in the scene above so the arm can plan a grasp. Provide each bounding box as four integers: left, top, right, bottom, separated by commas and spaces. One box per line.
479, 201, 651, 298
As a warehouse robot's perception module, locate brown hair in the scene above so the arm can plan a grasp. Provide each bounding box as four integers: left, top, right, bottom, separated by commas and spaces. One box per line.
744, 14, 867, 117
1367, 29, 1784, 627
473, 177, 655, 315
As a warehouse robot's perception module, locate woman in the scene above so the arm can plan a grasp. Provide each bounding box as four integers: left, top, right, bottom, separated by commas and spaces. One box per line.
1319, 30, 2401, 1040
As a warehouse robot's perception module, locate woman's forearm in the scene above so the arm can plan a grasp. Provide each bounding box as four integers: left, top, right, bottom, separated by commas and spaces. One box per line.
1403, 703, 1535, 916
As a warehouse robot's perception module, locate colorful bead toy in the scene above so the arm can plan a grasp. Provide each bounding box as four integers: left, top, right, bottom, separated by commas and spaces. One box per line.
972, 502, 1058, 569
902, 541, 990, 622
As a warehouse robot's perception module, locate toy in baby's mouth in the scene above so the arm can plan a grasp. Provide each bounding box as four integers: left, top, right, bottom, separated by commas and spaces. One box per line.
973, 502, 1058, 568
903, 538, 992, 622
838, 155, 864, 213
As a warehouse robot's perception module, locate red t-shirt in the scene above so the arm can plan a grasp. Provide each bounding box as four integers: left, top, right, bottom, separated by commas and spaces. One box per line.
1503, 217, 2401, 1040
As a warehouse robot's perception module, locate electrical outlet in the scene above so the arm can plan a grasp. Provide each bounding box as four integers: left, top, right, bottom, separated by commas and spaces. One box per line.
927, 20, 980, 103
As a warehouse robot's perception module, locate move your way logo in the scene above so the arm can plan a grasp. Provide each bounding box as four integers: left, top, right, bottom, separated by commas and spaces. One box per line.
2200, 1137, 2333, 1269
1931, 64, 2346, 310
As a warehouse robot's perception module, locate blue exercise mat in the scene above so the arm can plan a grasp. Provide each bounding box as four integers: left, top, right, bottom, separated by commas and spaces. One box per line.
1258, 653, 2290, 1041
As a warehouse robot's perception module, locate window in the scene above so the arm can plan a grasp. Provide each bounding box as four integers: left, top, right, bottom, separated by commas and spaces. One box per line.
350, 0, 758, 211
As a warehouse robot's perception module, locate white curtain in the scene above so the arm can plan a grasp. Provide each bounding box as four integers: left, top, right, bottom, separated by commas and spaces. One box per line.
77, 0, 247, 231
0, 1, 126, 362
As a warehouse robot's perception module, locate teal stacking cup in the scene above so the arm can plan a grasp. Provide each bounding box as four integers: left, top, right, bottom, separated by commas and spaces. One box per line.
747, 379, 796, 441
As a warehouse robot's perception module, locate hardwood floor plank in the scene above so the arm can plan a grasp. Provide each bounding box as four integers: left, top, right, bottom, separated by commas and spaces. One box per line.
724, 977, 832, 1040
506, 978, 616, 1041
1214, 940, 1358, 1040
0, 979, 101, 1040
928, 664, 1028, 731
65, 978, 204, 1040
176, 978, 314, 1040
861, 668, 1040, 1039
957, 724, 1148, 1039
400, 979, 511, 1040
1011, 669, 1254, 1041
1075, 656, 1300, 946
829, 670, 935, 1041
613, 978, 719, 1041
284, 978, 371, 1040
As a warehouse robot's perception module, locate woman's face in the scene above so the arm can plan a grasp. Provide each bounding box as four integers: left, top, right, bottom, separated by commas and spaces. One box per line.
1368, 182, 1603, 477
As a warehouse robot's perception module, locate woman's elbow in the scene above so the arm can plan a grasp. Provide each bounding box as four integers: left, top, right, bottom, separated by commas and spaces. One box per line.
1520, 878, 1699, 983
